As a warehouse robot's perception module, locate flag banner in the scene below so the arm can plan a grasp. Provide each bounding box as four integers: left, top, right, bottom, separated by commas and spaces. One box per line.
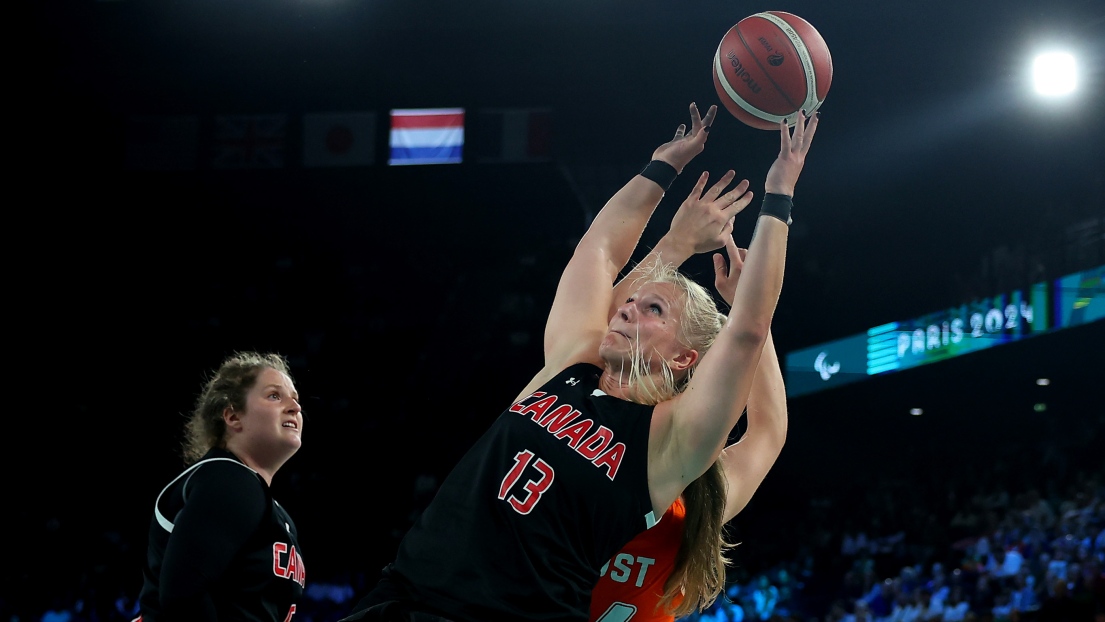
388, 108, 464, 166
211, 114, 287, 169
302, 112, 377, 168
472, 108, 552, 163
123, 115, 200, 171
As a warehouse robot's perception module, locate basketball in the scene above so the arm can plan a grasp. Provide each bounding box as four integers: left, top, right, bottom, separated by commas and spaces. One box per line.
712, 12, 833, 130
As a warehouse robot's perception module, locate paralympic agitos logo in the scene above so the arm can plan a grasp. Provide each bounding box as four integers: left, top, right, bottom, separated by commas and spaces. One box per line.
814, 352, 840, 381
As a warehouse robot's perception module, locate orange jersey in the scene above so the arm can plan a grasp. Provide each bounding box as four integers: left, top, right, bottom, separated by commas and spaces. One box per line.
589, 498, 686, 622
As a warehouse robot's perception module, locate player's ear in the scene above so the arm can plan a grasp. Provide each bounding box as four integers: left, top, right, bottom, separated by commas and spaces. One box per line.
671, 348, 700, 373
223, 406, 243, 431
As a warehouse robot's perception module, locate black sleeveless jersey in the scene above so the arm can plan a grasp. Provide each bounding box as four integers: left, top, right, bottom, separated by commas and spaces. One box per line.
364, 363, 657, 621
138, 448, 305, 622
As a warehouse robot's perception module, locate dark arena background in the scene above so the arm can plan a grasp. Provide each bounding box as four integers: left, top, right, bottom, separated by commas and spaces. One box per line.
15, 1, 1105, 621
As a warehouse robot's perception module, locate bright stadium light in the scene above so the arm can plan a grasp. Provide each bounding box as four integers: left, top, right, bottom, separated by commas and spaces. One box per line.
1032, 52, 1077, 96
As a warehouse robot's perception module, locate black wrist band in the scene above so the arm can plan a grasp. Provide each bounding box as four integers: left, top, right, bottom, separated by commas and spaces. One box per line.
759, 193, 793, 225
639, 160, 678, 191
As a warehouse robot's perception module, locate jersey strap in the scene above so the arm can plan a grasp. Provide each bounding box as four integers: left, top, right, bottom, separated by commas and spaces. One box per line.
153, 457, 259, 533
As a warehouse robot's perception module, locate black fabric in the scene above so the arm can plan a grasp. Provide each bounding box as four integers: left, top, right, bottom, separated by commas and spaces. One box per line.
759, 192, 793, 225
342, 599, 456, 622
638, 160, 678, 191
347, 363, 655, 622
138, 448, 305, 622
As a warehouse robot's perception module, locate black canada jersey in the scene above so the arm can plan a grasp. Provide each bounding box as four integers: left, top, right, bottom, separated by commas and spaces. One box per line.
138, 448, 305, 622
380, 362, 656, 621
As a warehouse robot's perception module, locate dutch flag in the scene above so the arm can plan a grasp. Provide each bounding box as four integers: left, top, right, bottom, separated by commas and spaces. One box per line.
388, 108, 464, 165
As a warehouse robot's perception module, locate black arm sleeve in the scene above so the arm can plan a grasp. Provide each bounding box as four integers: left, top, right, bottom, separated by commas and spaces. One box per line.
158, 461, 268, 622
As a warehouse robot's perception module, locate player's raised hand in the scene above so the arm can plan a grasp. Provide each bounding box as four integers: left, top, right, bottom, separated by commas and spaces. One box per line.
764, 110, 820, 197
713, 234, 748, 307
652, 102, 718, 173
667, 169, 753, 256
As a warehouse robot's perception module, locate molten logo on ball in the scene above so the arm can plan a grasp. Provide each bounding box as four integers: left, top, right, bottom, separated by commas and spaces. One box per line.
712, 11, 833, 130
726, 51, 763, 94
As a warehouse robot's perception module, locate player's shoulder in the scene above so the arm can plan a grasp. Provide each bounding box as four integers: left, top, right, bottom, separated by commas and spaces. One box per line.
186, 451, 264, 490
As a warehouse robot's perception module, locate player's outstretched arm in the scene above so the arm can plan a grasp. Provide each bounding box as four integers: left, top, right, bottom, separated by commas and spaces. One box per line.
607, 164, 751, 321
520, 104, 717, 398
711, 237, 788, 522
648, 111, 819, 513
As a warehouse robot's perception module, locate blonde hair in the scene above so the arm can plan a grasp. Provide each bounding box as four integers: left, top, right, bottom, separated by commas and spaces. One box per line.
662, 461, 736, 617
619, 257, 736, 616
182, 352, 292, 465
621, 257, 726, 405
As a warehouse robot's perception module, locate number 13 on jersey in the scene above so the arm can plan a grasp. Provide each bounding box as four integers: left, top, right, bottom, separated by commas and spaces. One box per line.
498, 449, 556, 514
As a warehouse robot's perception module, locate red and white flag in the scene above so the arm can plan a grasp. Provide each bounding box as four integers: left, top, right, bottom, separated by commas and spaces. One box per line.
388, 108, 464, 166
302, 112, 377, 168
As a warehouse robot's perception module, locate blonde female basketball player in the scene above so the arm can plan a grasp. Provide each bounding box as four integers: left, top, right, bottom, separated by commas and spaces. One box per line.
345, 106, 819, 622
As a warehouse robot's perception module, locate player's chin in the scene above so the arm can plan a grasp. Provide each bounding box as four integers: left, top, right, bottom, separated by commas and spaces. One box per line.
597, 341, 631, 364
286, 439, 303, 456
282, 432, 303, 450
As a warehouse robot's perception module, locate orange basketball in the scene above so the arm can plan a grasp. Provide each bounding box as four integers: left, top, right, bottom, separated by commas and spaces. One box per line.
712, 12, 833, 130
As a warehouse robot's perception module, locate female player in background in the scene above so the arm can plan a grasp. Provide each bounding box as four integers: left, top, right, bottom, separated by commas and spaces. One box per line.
136, 352, 306, 622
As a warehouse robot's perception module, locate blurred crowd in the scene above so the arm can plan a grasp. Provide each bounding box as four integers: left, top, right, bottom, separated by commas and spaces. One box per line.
685, 428, 1105, 622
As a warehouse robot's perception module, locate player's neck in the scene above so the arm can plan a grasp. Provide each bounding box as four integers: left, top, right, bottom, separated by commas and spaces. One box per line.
598, 365, 666, 404
225, 442, 287, 486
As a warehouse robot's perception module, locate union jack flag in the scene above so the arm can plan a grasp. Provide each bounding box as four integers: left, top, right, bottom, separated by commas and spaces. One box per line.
211, 114, 287, 168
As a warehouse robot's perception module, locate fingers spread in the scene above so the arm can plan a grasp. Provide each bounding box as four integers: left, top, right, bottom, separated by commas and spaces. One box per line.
790, 111, 807, 148
707, 170, 736, 198
690, 171, 710, 198
719, 177, 752, 217
800, 112, 821, 151
703, 105, 717, 129
720, 178, 750, 200
721, 191, 753, 219
725, 235, 743, 266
